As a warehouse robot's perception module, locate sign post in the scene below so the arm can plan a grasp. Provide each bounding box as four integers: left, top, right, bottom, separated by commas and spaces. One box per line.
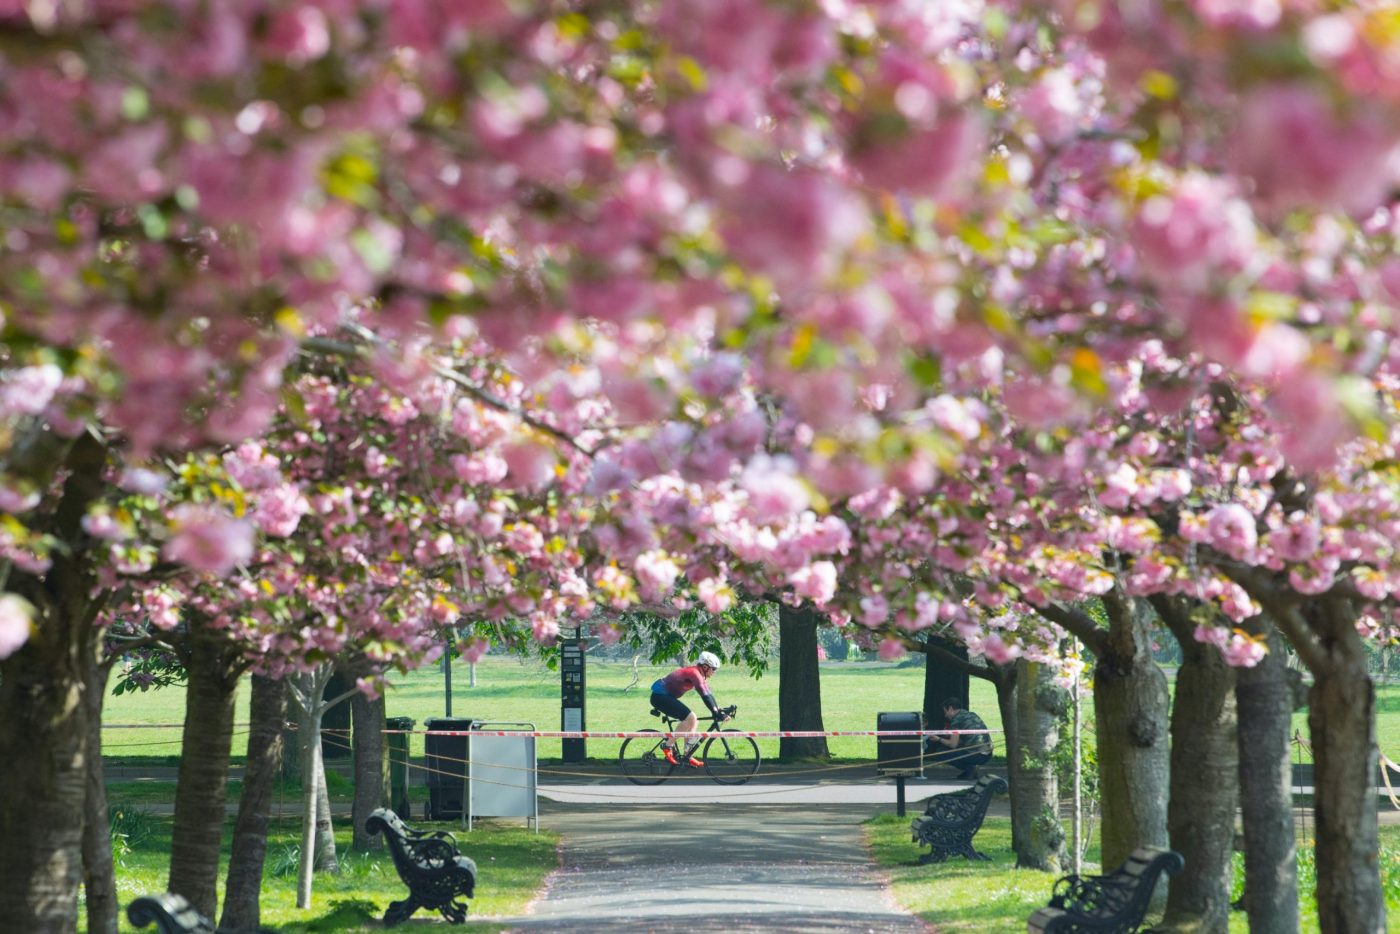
561, 635, 586, 763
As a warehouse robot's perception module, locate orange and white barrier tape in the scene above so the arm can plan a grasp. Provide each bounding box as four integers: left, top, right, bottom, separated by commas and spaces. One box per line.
389, 728, 998, 739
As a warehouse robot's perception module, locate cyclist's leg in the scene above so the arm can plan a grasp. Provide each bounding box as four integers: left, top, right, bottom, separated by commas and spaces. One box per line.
651, 693, 693, 754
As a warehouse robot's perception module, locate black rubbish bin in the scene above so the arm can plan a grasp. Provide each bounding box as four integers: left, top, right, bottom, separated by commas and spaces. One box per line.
424, 717, 477, 821
385, 717, 415, 821
876, 711, 924, 776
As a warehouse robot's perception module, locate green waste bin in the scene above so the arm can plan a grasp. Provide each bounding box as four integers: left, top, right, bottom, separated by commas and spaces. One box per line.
385, 717, 415, 821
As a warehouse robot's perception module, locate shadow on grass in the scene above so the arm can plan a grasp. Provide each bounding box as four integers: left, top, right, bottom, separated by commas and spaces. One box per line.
865, 813, 1065, 933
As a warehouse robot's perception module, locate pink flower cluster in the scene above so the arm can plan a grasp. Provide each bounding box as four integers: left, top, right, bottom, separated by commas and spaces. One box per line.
163, 505, 256, 575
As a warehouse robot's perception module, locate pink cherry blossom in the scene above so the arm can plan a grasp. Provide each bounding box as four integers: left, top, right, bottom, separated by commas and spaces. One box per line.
877, 637, 906, 662
1204, 503, 1258, 560
1132, 173, 1257, 290
1221, 633, 1268, 667
696, 577, 735, 614
253, 484, 310, 538
634, 550, 681, 602
0, 594, 33, 660
1268, 511, 1321, 561
81, 511, 128, 541
459, 638, 490, 664
1231, 84, 1399, 215
0, 484, 39, 514
788, 561, 837, 605
163, 505, 255, 575
594, 623, 624, 646
501, 440, 557, 491
740, 456, 809, 525
980, 632, 1022, 665
1, 364, 63, 417
859, 594, 889, 629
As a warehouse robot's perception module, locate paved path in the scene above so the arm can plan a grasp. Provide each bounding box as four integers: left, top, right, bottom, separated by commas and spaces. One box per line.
496, 800, 933, 933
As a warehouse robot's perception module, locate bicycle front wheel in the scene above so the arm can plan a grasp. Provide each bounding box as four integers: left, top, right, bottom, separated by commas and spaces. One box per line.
619, 728, 675, 786
703, 729, 761, 785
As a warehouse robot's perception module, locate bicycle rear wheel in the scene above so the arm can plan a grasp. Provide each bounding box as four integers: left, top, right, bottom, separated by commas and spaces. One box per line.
703, 730, 760, 785
619, 728, 675, 785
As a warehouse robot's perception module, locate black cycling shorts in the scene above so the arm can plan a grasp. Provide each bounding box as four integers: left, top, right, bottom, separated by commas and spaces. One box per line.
651, 692, 691, 720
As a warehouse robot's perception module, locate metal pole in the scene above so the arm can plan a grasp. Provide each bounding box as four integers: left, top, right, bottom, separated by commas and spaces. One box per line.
443, 649, 452, 718
896, 775, 907, 817
1071, 640, 1082, 875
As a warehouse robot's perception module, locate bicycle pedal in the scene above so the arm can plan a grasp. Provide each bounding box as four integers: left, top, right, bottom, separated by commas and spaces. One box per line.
685, 756, 705, 768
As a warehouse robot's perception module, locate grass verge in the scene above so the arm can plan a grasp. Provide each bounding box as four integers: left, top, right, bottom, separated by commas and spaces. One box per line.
92, 812, 557, 932
865, 815, 1400, 934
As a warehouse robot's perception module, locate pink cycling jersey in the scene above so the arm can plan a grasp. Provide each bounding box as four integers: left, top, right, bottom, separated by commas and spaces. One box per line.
657, 665, 710, 697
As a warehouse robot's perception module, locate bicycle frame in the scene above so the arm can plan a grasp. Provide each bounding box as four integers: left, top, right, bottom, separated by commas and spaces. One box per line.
618, 704, 760, 786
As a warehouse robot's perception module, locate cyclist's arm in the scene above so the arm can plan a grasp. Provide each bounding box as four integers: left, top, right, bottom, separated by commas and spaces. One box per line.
700, 692, 721, 717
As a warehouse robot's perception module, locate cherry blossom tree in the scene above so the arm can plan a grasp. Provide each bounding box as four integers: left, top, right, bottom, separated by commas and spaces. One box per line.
6, 2, 1400, 931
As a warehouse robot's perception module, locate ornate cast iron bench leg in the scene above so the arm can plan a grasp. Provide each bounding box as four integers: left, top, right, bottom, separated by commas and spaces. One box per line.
383, 894, 424, 927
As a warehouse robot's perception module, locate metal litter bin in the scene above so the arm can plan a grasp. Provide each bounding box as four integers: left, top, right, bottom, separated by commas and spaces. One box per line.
385, 717, 415, 820
425, 717, 478, 820
877, 711, 924, 776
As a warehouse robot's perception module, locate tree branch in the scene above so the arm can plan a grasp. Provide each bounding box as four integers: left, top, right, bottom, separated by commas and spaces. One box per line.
1265, 604, 1329, 676
1034, 601, 1108, 656
1147, 592, 1195, 648
334, 321, 599, 457
920, 641, 1000, 685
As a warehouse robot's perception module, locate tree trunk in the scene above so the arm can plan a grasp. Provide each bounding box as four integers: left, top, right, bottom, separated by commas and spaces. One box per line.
0, 434, 107, 932
993, 668, 1021, 852
777, 604, 828, 759
167, 621, 241, 921
0, 625, 92, 933
313, 752, 339, 874
281, 697, 302, 784
1095, 596, 1170, 875
922, 635, 970, 730
1010, 660, 1067, 871
296, 702, 323, 908
82, 656, 118, 934
1308, 601, 1384, 933
1161, 628, 1238, 932
351, 690, 386, 851
321, 670, 353, 762
221, 674, 287, 931
1236, 626, 1299, 934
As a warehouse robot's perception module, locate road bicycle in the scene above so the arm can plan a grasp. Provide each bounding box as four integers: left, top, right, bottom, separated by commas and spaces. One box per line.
618, 703, 761, 786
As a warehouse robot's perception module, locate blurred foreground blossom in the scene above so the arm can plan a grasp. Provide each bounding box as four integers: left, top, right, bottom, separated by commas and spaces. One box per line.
0, 594, 34, 660
162, 505, 255, 575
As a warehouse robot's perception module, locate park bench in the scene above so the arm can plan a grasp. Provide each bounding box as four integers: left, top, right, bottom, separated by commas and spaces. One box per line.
366, 806, 478, 926
910, 773, 1007, 863
126, 892, 270, 933
1026, 846, 1184, 933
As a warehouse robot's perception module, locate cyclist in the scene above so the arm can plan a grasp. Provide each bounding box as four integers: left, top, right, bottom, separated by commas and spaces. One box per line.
651, 651, 729, 767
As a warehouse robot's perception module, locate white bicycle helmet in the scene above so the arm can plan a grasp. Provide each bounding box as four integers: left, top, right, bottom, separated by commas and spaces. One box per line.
696, 651, 722, 670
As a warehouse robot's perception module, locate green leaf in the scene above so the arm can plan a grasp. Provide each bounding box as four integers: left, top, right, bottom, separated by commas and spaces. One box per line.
121, 87, 150, 121
351, 228, 396, 275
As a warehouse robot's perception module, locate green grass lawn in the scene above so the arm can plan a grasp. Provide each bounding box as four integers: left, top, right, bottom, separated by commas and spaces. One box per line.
92, 811, 556, 933
865, 817, 1400, 933
103, 656, 983, 765
103, 656, 1400, 771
